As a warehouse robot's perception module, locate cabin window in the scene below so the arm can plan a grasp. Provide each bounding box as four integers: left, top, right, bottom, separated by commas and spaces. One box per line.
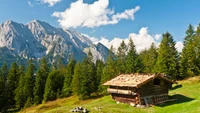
154, 79, 161, 86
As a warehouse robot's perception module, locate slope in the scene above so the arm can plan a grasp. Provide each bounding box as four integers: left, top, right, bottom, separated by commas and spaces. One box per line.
20, 76, 200, 113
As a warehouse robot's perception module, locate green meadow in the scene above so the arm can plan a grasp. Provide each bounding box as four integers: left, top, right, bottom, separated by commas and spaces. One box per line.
21, 76, 200, 113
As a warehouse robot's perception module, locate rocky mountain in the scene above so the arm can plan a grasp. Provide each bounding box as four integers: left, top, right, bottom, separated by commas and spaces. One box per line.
0, 20, 110, 66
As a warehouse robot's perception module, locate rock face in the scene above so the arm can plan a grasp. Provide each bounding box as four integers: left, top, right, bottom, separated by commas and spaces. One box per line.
0, 20, 110, 66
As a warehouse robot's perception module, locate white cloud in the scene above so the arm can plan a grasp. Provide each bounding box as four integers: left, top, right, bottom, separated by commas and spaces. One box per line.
39, 0, 61, 7
175, 41, 184, 53
28, 1, 34, 7
155, 34, 161, 40
52, 0, 140, 29
87, 27, 159, 52
85, 27, 184, 53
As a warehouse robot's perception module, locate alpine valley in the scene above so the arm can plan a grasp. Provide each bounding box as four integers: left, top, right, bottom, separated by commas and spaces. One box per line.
0, 20, 110, 66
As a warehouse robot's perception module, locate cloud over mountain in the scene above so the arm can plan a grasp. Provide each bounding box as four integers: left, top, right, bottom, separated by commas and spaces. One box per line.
85, 27, 184, 53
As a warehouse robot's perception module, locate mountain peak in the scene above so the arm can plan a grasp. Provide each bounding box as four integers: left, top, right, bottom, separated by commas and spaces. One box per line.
0, 20, 109, 65
28, 20, 46, 25
3, 20, 18, 26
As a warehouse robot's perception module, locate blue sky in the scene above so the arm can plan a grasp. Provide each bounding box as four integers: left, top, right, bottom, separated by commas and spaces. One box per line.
0, 0, 200, 52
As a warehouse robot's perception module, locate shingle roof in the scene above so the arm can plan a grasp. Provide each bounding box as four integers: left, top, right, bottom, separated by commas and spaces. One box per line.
103, 73, 175, 88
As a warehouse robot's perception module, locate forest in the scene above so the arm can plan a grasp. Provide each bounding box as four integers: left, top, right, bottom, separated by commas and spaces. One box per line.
0, 24, 199, 112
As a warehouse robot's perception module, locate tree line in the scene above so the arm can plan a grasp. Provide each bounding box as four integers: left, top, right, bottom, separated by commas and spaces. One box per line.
0, 24, 199, 112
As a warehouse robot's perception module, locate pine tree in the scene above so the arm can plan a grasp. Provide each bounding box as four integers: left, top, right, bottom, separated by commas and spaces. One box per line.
139, 43, 158, 73
72, 62, 82, 96
101, 46, 117, 82
0, 70, 4, 111
126, 38, 143, 73
34, 58, 50, 105
101, 46, 117, 93
7, 62, 19, 106
1, 63, 8, 84
62, 57, 76, 97
23, 60, 35, 106
15, 66, 26, 108
154, 32, 179, 79
0, 63, 8, 112
180, 24, 197, 77
72, 53, 96, 100
194, 24, 200, 75
116, 41, 128, 73
78, 54, 96, 100
43, 70, 64, 102
96, 60, 104, 92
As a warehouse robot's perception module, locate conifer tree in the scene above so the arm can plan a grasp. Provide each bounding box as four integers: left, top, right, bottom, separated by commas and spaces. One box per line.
101, 46, 117, 93
96, 60, 104, 92
0, 70, 4, 111
43, 70, 64, 102
34, 58, 50, 105
23, 60, 35, 106
116, 41, 128, 73
15, 66, 26, 108
180, 24, 196, 77
1, 63, 8, 84
139, 43, 158, 73
77, 52, 96, 100
0, 63, 8, 111
7, 62, 19, 106
126, 38, 143, 73
194, 24, 200, 75
154, 32, 179, 79
72, 61, 82, 96
72, 52, 96, 100
101, 46, 117, 82
62, 57, 76, 97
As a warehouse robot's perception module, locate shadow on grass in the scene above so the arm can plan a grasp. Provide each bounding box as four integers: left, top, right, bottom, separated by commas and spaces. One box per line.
157, 94, 194, 107
170, 84, 183, 90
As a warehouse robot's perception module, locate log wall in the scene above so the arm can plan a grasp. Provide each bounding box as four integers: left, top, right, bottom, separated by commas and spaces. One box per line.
111, 93, 137, 104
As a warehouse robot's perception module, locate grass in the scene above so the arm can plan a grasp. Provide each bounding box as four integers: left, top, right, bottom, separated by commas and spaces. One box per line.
21, 76, 200, 113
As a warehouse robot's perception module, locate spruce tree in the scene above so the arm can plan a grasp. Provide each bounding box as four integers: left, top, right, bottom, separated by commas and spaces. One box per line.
43, 70, 64, 102
0, 63, 8, 112
78, 53, 96, 100
34, 58, 50, 105
154, 32, 179, 79
72, 53, 96, 100
72, 62, 82, 96
139, 43, 158, 73
101, 46, 117, 93
15, 66, 26, 108
23, 60, 35, 106
7, 62, 19, 106
180, 24, 197, 77
62, 57, 76, 97
0, 70, 4, 111
194, 24, 200, 75
96, 60, 104, 92
126, 38, 143, 73
1, 63, 8, 84
116, 41, 128, 73
101, 46, 117, 82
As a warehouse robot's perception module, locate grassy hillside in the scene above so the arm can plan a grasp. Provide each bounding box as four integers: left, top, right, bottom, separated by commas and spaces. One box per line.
21, 76, 200, 113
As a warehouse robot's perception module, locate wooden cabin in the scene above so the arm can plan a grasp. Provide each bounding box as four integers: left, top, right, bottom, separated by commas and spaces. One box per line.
103, 73, 176, 106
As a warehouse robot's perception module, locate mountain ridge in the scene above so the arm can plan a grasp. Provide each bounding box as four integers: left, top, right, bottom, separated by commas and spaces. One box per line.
0, 20, 109, 66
